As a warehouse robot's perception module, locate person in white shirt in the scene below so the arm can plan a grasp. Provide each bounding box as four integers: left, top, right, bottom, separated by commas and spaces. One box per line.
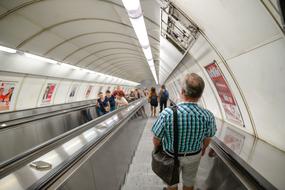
116, 91, 128, 108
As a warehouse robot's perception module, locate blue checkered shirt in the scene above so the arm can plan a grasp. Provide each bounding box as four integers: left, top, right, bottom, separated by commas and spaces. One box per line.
152, 102, 217, 153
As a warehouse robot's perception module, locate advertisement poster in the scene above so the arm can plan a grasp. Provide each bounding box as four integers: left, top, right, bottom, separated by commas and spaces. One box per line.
0, 81, 17, 112
68, 84, 79, 102
205, 62, 243, 124
85, 85, 93, 98
42, 83, 56, 104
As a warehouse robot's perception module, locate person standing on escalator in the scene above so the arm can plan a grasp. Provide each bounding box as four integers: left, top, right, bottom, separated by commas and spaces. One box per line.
159, 85, 169, 113
116, 91, 128, 108
152, 73, 217, 190
106, 90, 116, 112
96, 92, 110, 116
149, 87, 158, 117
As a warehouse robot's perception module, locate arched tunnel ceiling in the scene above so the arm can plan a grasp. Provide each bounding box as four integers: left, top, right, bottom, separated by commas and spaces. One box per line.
0, 0, 161, 83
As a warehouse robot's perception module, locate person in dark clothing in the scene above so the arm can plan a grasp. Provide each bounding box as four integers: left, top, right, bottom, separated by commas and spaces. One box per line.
106, 90, 116, 111
159, 84, 169, 113
135, 88, 141, 99
148, 87, 158, 117
96, 92, 110, 116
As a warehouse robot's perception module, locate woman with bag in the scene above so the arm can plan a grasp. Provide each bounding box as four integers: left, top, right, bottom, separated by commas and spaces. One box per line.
148, 87, 158, 117
96, 92, 110, 116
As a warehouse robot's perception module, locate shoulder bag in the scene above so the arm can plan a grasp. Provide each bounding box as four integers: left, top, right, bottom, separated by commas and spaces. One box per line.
151, 106, 180, 186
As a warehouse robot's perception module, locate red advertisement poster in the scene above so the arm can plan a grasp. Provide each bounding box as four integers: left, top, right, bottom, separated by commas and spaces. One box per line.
0, 81, 17, 112
205, 62, 243, 124
42, 83, 56, 103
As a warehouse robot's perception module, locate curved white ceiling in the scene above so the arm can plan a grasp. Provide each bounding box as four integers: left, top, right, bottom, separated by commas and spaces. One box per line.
0, 0, 160, 83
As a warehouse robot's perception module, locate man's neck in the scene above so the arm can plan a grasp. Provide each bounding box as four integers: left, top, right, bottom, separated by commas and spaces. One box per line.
182, 96, 198, 103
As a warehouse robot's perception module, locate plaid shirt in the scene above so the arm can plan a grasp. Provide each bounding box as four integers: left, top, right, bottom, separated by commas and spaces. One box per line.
152, 102, 217, 153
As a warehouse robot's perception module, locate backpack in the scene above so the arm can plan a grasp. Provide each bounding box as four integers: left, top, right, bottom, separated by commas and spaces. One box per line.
150, 95, 158, 106
160, 90, 169, 101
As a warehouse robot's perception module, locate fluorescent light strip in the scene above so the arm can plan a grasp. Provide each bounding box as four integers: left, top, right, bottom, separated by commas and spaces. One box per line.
24, 53, 57, 64
142, 46, 153, 60
60, 63, 139, 86
0, 44, 138, 86
121, 0, 140, 14
129, 16, 149, 48
0, 45, 17, 53
122, 0, 158, 84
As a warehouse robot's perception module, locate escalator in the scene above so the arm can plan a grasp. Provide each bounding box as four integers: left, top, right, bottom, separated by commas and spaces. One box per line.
0, 99, 283, 190
0, 99, 147, 190
0, 99, 108, 178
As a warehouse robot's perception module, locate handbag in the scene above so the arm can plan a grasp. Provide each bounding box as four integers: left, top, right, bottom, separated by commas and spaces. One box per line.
151, 106, 180, 186
98, 99, 108, 113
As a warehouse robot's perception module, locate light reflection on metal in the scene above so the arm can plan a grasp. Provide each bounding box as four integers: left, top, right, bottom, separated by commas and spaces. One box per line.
0, 174, 24, 190
82, 128, 98, 142
62, 137, 84, 156
34, 150, 64, 167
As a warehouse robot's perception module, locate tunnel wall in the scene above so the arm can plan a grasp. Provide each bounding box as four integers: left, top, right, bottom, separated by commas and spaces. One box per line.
0, 52, 132, 112
166, 0, 285, 151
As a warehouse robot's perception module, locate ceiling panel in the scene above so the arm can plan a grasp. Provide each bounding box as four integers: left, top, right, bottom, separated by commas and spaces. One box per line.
0, 0, 160, 83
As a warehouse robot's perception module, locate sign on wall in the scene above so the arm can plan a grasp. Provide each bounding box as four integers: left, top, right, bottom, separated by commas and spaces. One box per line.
205, 62, 243, 125
0, 81, 17, 112
67, 84, 79, 102
41, 83, 56, 104
85, 85, 93, 98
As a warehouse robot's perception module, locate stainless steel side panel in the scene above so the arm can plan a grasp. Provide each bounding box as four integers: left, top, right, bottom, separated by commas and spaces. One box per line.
0, 107, 97, 166
57, 162, 97, 190
56, 107, 148, 190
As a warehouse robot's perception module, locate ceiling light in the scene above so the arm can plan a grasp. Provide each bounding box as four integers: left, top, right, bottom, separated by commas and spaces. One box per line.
24, 53, 57, 64
0, 45, 17, 53
121, 0, 141, 18
129, 16, 149, 48
61, 63, 79, 70
122, 0, 158, 84
142, 46, 153, 60
147, 59, 155, 67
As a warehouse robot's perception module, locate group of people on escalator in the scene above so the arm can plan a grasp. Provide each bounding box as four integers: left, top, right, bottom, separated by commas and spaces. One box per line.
96, 86, 129, 116
147, 84, 169, 117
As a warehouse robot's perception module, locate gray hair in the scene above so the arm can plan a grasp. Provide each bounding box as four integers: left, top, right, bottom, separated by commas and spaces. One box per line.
182, 73, 205, 98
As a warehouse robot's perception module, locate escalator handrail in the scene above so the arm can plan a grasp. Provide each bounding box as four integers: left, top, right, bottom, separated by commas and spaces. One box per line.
0, 98, 145, 179
0, 99, 97, 124
0, 103, 97, 130
212, 137, 278, 190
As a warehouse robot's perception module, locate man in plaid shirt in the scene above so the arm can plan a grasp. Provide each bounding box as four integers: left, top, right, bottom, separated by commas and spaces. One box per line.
152, 73, 217, 190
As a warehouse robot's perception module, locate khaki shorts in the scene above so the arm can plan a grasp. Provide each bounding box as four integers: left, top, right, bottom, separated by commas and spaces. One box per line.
170, 152, 202, 187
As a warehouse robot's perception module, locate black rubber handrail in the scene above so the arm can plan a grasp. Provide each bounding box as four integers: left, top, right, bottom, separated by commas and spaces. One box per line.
0, 99, 97, 124
0, 103, 96, 131
28, 99, 146, 190
0, 99, 96, 115
0, 99, 144, 179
